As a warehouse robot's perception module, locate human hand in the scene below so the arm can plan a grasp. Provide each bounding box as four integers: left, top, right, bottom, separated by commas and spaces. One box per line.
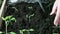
50, 0, 60, 26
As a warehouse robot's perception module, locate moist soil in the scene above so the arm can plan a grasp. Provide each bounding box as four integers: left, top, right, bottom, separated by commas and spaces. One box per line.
1, 2, 60, 34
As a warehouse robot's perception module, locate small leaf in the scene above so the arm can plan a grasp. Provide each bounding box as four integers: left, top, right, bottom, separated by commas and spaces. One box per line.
30, 14, 34, 17
0, 31, 3, 34
19, 30, 23, 34
5, 16, 12, 21
11, 18, 16, 22
9, 32, 16, 34
2, 17, 5, 20
29, 29, 34, 31
29, 14, 34, 18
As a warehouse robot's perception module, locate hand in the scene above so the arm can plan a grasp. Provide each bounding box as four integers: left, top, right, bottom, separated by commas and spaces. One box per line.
50, 0, 60, 26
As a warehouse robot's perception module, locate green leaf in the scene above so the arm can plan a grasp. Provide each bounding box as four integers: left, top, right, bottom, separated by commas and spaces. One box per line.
19, 30, 23, 34
11, 18, 16, 22
5, 16, 12, 20
0, 31, 3, 34
29, 14, 34, 18
29, 29, 34, 31
9, 32, 16, 34
30, 14, 34, 17
2, 17, 5, 21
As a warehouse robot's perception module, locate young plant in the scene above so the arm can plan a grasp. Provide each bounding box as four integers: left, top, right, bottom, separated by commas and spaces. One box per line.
19, 29, 26, 34
26, 29, 34, 34
12, 7, 18, 12
26, 14, 34, 23
19, 29, 34, 34
2, 15, 16, 34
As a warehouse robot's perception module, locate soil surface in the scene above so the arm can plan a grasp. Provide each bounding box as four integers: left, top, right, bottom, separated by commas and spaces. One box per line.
1, 2, 60, 34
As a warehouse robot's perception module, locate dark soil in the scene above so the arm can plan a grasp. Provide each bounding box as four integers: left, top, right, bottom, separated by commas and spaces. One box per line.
1, 1, 60, 34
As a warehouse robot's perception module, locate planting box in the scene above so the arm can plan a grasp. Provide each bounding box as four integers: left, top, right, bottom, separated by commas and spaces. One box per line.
0, 0, 60, 34
0, 0, 7, 28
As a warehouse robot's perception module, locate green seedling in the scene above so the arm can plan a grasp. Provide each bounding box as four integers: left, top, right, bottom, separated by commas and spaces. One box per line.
12, 7, 18, 12
19, 29, 34, 34
9, 32, 16, 34
26, 29, 34, 34
19, 30, 24, 34
26, 14, 34, 23
26, 14, 34, 18
29, 29, 34, 31
19, 29, 27, 34
2, 15, 16, 34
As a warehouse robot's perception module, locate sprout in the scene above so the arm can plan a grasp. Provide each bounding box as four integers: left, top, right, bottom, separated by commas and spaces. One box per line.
2, 15, 16, 34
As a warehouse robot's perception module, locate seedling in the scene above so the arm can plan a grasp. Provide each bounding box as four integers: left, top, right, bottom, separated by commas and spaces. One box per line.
2, 15, 16, 34
26, 14, 34, 23
19, 29, 34, 34
12, 7, 18, 12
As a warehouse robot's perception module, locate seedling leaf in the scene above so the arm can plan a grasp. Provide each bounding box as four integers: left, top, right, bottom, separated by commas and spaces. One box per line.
11, 18, 16, 22
30, 14, 34, 17
9, 32, 16, 34
0, 31, 3, 34
5, 16, 12, 20
29, 29, 34, 31
2, 17, 5, 20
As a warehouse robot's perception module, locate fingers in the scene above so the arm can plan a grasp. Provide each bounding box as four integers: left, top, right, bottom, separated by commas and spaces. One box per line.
50, 0, 60, 26
54, 14, 59, 26
54, 7, 60, 26
50, 1, 57, 15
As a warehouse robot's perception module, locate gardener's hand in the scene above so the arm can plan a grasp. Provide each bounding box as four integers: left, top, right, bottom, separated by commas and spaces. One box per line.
50, 0, 60, 26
